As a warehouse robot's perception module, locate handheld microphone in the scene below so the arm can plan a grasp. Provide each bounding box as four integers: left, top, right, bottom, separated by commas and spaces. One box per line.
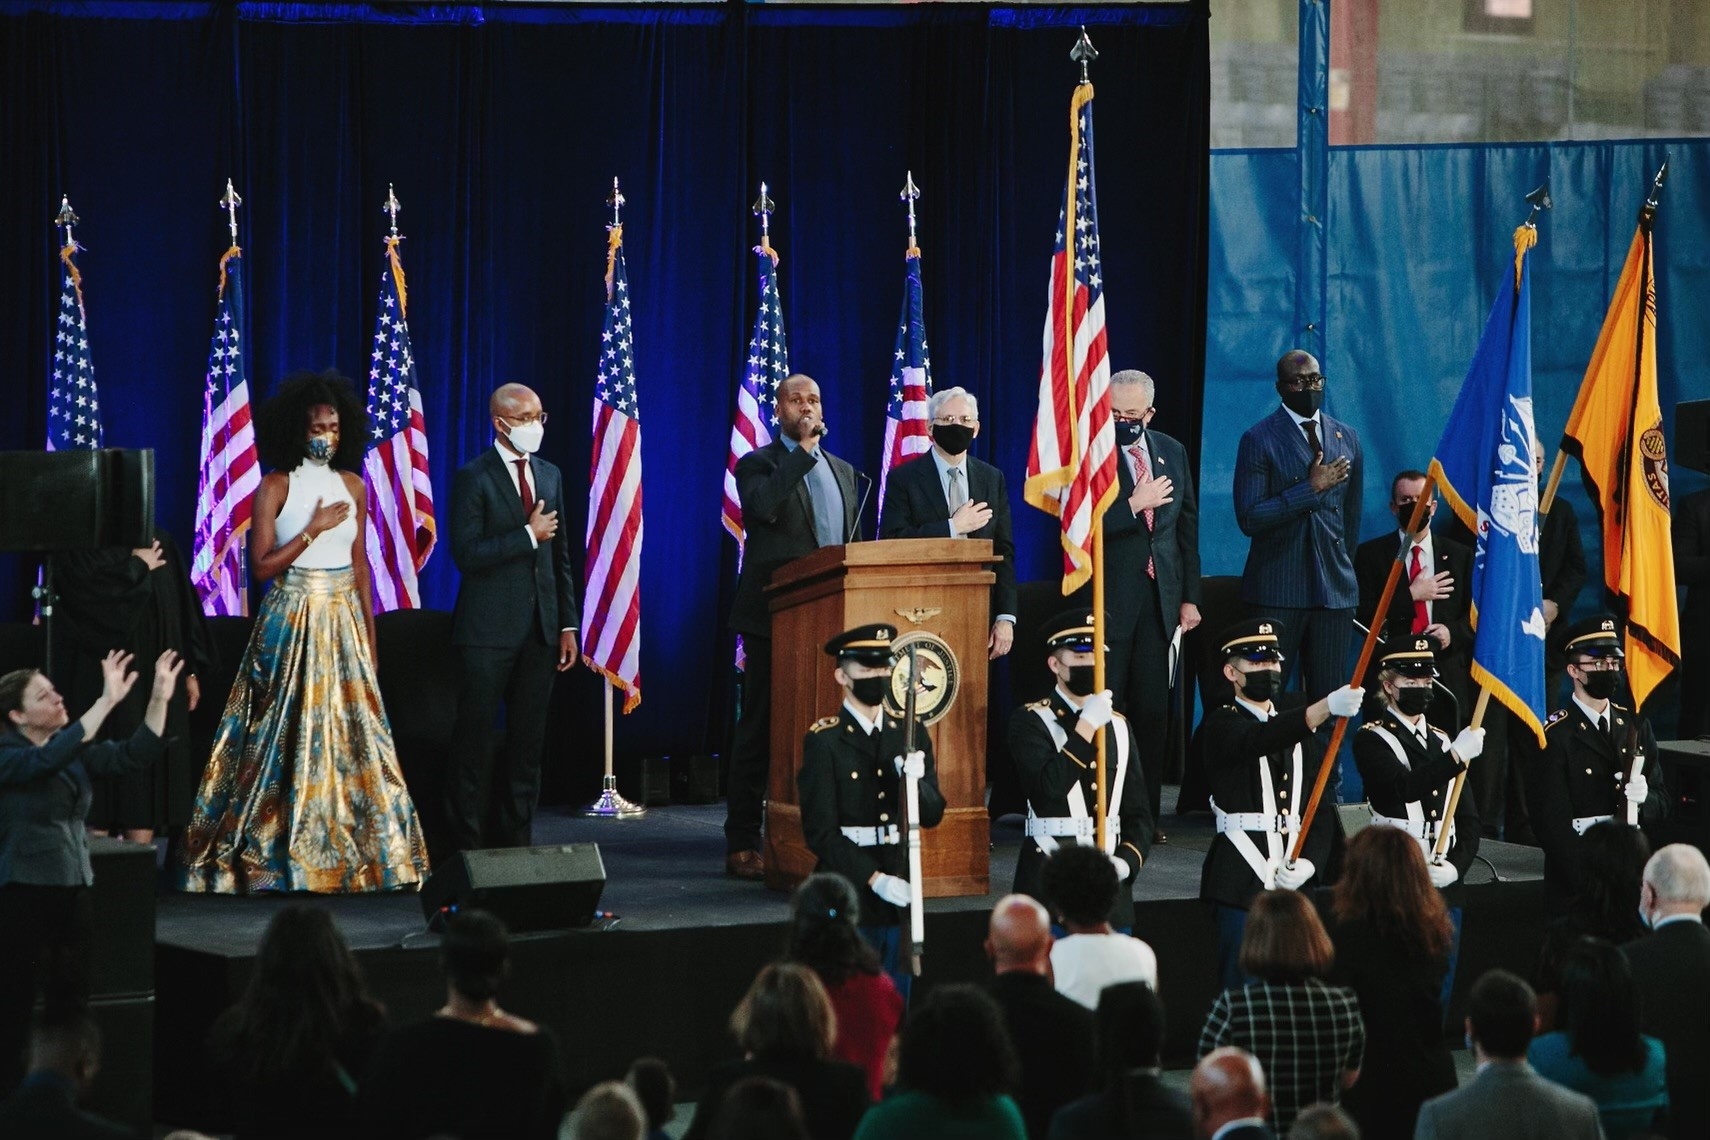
848, 470, 873, 544
813, 420, 829, 439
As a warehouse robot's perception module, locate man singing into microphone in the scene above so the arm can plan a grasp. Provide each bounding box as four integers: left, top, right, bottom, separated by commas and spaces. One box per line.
724, 374, 862, 880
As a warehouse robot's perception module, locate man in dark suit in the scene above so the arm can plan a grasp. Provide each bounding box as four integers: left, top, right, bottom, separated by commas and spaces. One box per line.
445, 383, 580, 853
1051, 981, 1192, 1140
0, 1013, 140, 1139
1353, 470, 1474, 731
1672, 487, 1710, 738
982, 894, 1095, 1139
879, 386, 1017, 659
1190, 1047, 1275, 1140
726, 374, 860, 880
1626, 843, 1710, 1140
1233, 350, 1362, 705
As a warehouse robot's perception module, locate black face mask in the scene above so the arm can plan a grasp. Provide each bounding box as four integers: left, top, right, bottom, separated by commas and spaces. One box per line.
849, 676, 889, 708
1581, 671, 1620, 701
1394, 686, 1434, 717
1114, 420, 1144, 447
1279, 388, 1324, 418
1063, 665, 1097, 698
1238, 668, 1280, 703
932, 424, 975, 456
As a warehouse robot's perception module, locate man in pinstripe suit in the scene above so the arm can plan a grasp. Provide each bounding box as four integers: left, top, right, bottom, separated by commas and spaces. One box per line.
1232, 350, 1363, 708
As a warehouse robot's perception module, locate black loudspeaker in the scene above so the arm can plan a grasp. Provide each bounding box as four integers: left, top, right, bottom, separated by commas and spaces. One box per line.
1657, 740, 1710, 857
670, 753, 722, 805
619, 756, 672, 807
0, 448, 154, 550
1677, 401, 1710, 476
420, 844, 606, 933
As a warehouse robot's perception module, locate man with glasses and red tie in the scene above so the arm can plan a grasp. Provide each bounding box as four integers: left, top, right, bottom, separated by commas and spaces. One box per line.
1232, 352, 1364, 723
445, 383, 580, 853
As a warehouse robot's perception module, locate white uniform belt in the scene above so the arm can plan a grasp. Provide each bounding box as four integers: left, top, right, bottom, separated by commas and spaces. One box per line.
841, 825, 901, 847
1571, 815, 1614, 836
1370, 812, 1440, 841
1024, 816, 1097, 842
1214, 809, 1297, 835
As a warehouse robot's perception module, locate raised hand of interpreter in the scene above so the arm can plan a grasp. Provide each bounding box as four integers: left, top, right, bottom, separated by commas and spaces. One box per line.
99, 650, 140, 706
528, 500, 559, 543
151, 650, 185, 701
1307, 451, 1352, 493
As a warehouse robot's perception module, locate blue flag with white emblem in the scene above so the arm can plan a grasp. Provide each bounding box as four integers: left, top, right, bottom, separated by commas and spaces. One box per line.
1428, 228, 1547, 745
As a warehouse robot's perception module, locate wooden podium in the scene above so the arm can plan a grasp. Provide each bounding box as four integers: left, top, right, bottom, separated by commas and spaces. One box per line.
763, 538, 999, 897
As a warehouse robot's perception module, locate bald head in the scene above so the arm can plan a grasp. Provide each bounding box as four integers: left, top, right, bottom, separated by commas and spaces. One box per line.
1190, 1047, 1269, 1138
985, 894, 1052, 975
1275, 350, 1319, 385
490, 383, 539, 419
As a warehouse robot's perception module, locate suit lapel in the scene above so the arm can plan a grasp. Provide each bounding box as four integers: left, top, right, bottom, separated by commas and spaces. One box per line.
483, 447, 529, 528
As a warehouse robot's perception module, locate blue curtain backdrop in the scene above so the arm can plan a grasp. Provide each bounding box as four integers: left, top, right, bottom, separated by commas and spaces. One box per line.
0, 2, 1212, 772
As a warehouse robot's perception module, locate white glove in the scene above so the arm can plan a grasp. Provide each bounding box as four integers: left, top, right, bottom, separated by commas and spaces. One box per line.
1325, 685, 1364, 718
1427, 859, 1460, 889
1451, 727, 1485, 763
1625, 773, 1649, 805
1079, 690, 1114, 729
894, 750, 925, 780
871, 873, 913, 907
1274, 858, 1316, 891
1108, 852, 1133, 882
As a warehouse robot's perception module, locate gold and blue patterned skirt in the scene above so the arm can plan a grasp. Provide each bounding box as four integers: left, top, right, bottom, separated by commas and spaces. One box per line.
176, 567, 430, 894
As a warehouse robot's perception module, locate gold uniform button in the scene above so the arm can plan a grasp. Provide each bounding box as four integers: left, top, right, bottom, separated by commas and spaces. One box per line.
850, 772, 859, 780
879, 813, 890, 822
878, 791, 887, 799
1431, 790, 1440, 797
1586, 768, 1594, 775
1430, 810, 1439, 819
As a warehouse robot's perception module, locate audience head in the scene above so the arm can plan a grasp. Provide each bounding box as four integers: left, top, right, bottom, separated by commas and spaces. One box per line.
624, 1057, 674, 1132
730, 963, 836, 1062
28, 1011, 103, 1100
0, 668, 69, 740
1572, 821, 1651, 941
1641, 842, 1710, 923
1290, 1103, 1361, 1140
1274, 349, 1325, 417
1557, 936, 1649, 1076
896, 984, 1019, 1106
1218, 620, 1286, 707
1464, 969, 1538, 1062
233, 903, 380, 1079
1040, 845, 1119, 931
706, 1076, 810, 1140
1239, 888, 1334, 984
562, 1080, 646, 1140
985, 894, 1053, 975
1389, 469, 1435, 534
1041, 610, 1098, 697
1095, 981, 1165, 1079
1190, 1046, 1270, 1138
787, 873, 881, 986
256, 368, 368, 473
1333, 825, 1453, 963
442, 909, 512, 1002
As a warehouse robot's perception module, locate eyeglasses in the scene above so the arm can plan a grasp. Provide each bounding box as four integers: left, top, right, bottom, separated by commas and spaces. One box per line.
933, 415, 978, 427
1112, 411, 1153, 424
1279, 373, 1326, 392
1572, 658, 1621, 672
501, 412, 549, 426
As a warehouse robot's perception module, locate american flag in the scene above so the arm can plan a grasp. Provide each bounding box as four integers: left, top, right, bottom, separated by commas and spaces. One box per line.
48, 242, 103, 451
1023, 82, 1116, 595
362, 237, 437, 611
584, 226, 644, 712
721, 243, 788, 544
877, 248, 933, 528
192, 246, 262, 616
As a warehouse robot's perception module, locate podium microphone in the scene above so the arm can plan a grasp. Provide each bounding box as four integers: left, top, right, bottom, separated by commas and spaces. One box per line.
848, 470, 873, 544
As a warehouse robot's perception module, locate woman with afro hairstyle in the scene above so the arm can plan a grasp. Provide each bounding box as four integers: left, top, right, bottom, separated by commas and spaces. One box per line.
177, 369, 428, 894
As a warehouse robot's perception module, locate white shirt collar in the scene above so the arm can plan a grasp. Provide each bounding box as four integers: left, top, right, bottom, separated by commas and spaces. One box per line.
1399, 528, 1435, 558
1055, 685, 1084, 712
1573, 692, 1612, 724
1283, 403, 1320, 429
931, 445, 968, 474
1654, 913, 1704, 929
493, 438, 530, 466
843, 701, 882, 735
1234, 694, 1275, 720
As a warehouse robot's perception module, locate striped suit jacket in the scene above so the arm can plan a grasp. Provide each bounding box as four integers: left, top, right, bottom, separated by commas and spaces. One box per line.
1233, 405, 1362, 609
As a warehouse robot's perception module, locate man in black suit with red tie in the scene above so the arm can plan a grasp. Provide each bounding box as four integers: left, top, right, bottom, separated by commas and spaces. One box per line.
445, 383, 580, 853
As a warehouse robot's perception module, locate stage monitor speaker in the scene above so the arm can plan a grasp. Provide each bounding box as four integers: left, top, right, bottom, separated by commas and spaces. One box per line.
1656, 739, 1710, 857
0, 448, 155, 550
420, 844, 606, 933
1677, 400, 1710, 475
670, 753, 722, 805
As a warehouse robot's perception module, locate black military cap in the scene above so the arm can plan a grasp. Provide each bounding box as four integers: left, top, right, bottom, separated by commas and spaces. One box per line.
1219, 618, 1286, 662
1564, 613, 1624, 659
824, 623, 897, 666
1379, 634, 1438, 678
1041, 609, 1098, 652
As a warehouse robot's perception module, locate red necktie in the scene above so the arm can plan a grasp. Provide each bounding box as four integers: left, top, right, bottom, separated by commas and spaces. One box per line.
1129, 444, 1156, 580
1409, 544, 1428, 633
515, 458, 535, 517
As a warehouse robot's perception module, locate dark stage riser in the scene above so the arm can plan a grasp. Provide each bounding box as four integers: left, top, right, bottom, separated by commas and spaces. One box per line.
152, 880, 1548, 1131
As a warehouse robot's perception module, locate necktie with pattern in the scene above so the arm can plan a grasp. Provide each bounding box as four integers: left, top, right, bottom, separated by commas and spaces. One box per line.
1128, 443, 1156, 580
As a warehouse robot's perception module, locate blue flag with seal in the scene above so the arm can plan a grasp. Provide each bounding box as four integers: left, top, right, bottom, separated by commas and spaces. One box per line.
1428, 225, 1547, 745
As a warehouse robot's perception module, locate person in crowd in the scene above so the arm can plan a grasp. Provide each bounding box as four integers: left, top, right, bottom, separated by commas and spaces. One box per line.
0, 648, 182, 1094
1010, 609, 1154, 931
1040, 844, 1158, 1009
1327, 827, 1457, 1138
983, 893, 1095, 1138
785, 873, 902, 1100
1081, 369, 1202, 833
852, 983, 1025, 1140
360, 909, 567, 1140
1189, 1047, 1274, 1140
725, 374, 860, 881
684, 963, 869, 1140
798, 624, 944, 996
444, 382, 580, 853
626, 1057, 675, 1140
1232, 350, 1362, 705
563, 1081, 646, 1140
1198, 890, 1364, 1134
1526, 614, 1667, 914
1415, 969, 1602, 1140
1288, 1105, 1359, 1140
0, 1011, 140, 1139
1671, 486, 1710, 738
1625, 843, 1710, 1140
1528, 937, 1667, 1138
878, 386, 1017, 659
1533, 821, 1651, 1029
1354, 471, 1474, 732
1049, 981, 1192, 1140
177, 370, 427, 893
52, 525, 213, 846
207, 904, 388, 1139
1199, 619, 1364, 987
708, 1077, 812, 1140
